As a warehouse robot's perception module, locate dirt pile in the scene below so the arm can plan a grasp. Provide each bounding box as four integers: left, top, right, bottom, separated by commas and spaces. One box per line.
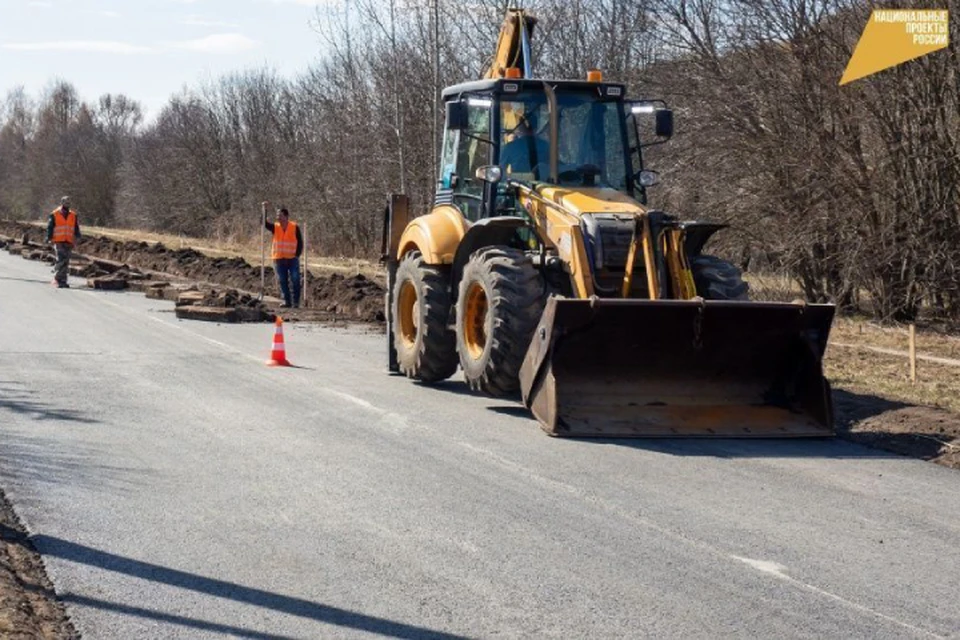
306, 273, 384, 322
0, 220, 386, 324
200, 288, 258, 308
171, 287, 276, 323
0, 493, 77, 639
834, 391, 960, 469
73, 234, 385, 321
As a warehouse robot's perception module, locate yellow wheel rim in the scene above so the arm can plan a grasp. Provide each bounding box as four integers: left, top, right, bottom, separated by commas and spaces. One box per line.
397, 279, 419, 348
463, 282, 488, 360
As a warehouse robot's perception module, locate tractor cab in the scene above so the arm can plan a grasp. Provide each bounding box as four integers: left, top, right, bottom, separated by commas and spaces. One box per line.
437, 78, 673, 221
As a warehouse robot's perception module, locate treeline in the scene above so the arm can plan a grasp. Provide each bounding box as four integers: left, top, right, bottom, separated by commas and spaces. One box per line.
0, 0, 957, 323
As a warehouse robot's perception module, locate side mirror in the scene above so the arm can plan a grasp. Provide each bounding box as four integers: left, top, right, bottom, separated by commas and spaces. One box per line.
475, 165, 502, 184
446, 101, 468, 131
655, 109, 674, 138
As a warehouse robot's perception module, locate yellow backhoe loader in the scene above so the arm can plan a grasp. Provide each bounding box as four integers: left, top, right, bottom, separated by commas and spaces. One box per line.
380, 9, 835, 437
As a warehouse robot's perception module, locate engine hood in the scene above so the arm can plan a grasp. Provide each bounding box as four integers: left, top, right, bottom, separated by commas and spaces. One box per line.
536, 186, 646, 217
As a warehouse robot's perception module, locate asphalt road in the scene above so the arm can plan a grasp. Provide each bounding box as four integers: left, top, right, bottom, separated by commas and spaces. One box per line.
1, 250, 959, 639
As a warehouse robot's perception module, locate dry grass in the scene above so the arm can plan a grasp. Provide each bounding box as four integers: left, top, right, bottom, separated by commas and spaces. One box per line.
826, 317, 960, 413
830, 316, 960, 361
743, 271, 806, 302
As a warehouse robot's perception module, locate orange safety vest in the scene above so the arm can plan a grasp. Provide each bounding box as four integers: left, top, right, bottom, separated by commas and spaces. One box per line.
52, 209, 77, 245
272, 221, 298, 260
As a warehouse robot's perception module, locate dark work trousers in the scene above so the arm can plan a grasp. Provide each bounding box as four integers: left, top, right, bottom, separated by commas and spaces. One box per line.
274, 258, 301, 307
53, 243, 73, 286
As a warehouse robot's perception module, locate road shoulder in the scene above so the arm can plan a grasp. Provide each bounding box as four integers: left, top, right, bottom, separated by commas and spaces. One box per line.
0, 491, 77, 639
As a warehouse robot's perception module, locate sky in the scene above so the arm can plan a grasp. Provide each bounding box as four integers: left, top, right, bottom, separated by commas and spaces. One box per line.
0, 0, 328, 121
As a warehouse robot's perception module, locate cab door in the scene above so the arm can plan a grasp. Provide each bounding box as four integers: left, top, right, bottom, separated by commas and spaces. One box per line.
438, 97, 494, 221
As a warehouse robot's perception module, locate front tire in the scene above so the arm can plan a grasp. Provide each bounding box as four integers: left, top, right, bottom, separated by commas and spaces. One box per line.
392, 252, 458, 382
690, 254, 749, 300
456, 247, 544, 396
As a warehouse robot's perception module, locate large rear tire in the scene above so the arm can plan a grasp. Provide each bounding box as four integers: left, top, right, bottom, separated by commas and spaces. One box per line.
691, 254, 749, 301
392, 252, 458, 382
456, 247, 544, 396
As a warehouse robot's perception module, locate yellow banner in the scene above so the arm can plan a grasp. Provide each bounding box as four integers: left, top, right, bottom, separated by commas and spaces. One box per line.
840, 9, 949, 85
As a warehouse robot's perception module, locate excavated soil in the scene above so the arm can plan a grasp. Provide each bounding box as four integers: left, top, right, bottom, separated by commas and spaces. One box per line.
0, 493, 76, 639
75, 235, 385, 323
0, 221, 385, 324
834, 391, 960, 469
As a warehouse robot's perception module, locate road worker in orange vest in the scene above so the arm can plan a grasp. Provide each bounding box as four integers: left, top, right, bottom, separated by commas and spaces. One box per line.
45, 196, 82, 288
262, 203, 303, 308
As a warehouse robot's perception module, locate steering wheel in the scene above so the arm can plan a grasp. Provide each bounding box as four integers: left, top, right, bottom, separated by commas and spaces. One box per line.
506, 115, 534, 138
558, 164, 601, 185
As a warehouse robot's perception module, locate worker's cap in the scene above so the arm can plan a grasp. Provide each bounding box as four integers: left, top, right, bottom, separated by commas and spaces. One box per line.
277, 207, 289, 216
60, 196, 70, 206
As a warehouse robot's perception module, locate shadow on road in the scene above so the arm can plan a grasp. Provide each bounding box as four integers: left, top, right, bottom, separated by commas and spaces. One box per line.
576, 435, 890, 460
0, 434, 146, 494
487, 405, 531, 419
281, 363, 316, 371
477, 387, 912, 461
832, 389, 957, 464
0, 381, 98, 424
59, 594, 301, 640
0, 275, 52, 285
34, 535, 468, 640
832, 388, 910, 425
415, 380, 483, 398
0, 382, 149, 492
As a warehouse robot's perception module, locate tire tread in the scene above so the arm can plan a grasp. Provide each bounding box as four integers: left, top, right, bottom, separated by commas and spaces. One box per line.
394, 252, 458, 382
457, 247, 544, 396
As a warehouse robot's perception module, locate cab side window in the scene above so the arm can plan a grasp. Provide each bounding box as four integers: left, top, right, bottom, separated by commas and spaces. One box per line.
438, 124, 458, 192
452, 102, 492, 221
625, 111, 642, 198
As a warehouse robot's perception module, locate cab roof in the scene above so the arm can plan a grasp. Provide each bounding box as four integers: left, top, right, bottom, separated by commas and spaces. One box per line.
441, 78, 628, 101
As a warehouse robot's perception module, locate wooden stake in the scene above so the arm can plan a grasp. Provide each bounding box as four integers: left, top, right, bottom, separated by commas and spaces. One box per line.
909, 323, 917, 383
302, 221, 308, 308
259, 202, 266, 301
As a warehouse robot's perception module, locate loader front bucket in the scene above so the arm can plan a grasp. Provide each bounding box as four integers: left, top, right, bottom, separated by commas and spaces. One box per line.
519, 298, 835, 437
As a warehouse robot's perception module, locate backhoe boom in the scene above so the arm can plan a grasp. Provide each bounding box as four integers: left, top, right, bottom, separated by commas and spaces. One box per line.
484, 9, 537, 79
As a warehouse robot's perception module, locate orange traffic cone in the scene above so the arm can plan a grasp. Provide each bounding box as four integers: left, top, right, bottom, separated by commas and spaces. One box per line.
266, 316, 291, 367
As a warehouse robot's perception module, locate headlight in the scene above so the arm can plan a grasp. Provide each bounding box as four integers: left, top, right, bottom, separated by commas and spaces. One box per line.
475, 165, 502, 183
637, 170, 660, 187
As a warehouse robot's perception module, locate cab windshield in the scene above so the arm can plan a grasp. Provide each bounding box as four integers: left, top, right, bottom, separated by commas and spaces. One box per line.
498, 90, 629, 191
